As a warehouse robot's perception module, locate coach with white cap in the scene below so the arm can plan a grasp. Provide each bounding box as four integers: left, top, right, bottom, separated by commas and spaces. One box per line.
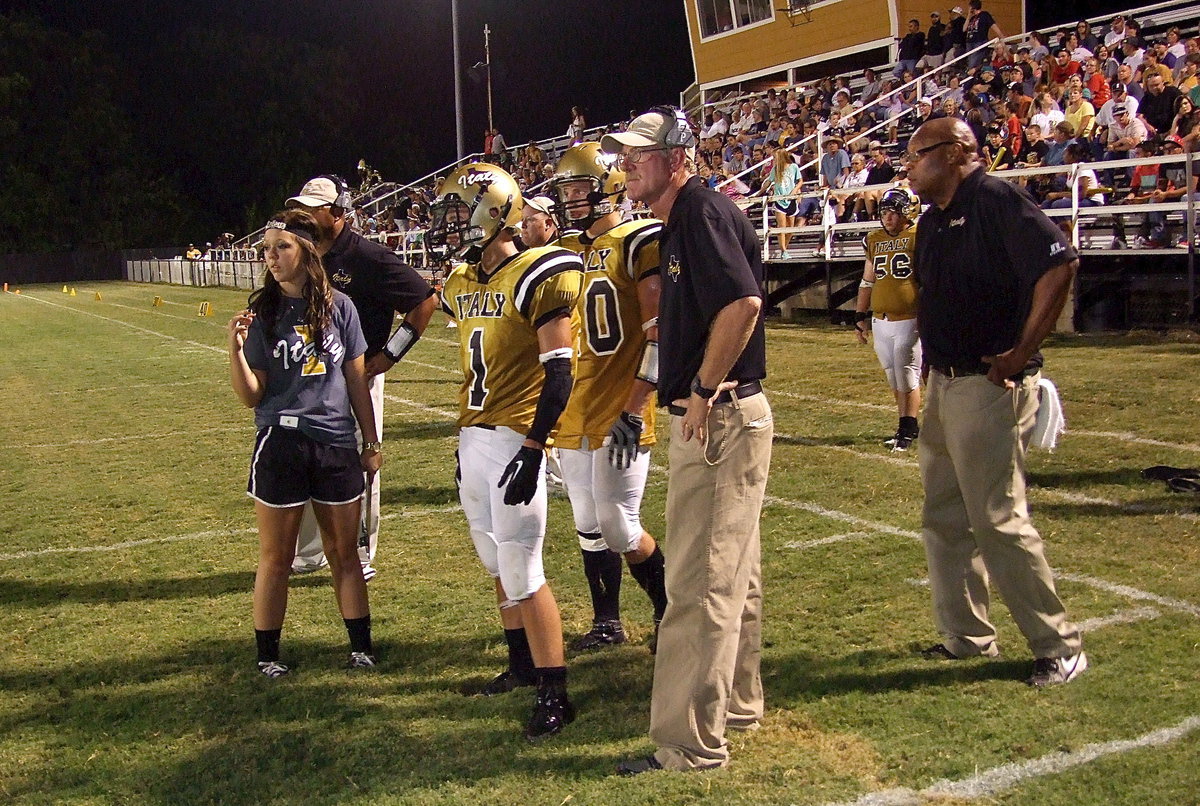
601, 108, 772, 776
285, 175, 437, 580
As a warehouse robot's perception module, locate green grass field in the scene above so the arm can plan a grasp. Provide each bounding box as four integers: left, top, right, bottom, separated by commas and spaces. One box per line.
2, 280, 1199, 805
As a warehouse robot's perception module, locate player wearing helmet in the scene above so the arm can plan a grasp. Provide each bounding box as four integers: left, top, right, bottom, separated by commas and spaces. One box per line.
549, 142, 669, 654
854, 187, 922, 451
431, 163, 584, 740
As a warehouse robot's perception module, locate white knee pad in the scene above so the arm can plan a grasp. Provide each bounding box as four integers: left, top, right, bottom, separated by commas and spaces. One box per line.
873, 317, 922, 393
469, 528, 500, 579
593, 445, 650, 553
497, 538, 546, 601
596, 503, 644, 554
578, 531, 608, 552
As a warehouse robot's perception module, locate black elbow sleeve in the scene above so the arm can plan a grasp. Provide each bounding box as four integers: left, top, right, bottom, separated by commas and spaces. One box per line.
527, 357, 573, 446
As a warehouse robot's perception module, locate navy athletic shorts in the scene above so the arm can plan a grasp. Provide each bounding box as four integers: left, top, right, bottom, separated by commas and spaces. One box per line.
247, 426, 364, 508
774, 198, 798, 216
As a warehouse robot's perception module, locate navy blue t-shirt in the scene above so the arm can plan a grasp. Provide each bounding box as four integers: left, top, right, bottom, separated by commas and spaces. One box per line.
244, 291, 367, 448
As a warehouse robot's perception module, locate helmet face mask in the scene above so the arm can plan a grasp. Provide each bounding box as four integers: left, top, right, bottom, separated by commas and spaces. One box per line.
877, 187, 919, 233
551, 143, 625, 231
429, 163, 522, 262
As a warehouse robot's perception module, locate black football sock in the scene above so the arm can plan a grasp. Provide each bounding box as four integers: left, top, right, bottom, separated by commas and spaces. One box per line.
255, 628, 282, 664
628, 546, 668, 622
344, 615, 373, 655
536, 665, 568, 692
504, 627, 536, 680
580, 544, 623, 623
899, 416, 919, 438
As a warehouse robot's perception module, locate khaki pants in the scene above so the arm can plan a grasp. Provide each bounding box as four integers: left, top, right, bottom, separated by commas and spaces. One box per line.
919, 371, 1081, 660
650, 392, 773, 770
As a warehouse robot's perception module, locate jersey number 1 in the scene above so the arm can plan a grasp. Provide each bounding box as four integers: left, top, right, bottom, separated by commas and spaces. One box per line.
467, 327, 489, 410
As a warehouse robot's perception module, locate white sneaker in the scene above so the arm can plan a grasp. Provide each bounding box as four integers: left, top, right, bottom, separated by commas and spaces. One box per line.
1026, 651, 1088, 687
290, 556, 329, 575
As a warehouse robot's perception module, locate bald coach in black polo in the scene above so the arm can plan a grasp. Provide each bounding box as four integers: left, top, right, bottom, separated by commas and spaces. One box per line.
906, 117, 1087, 688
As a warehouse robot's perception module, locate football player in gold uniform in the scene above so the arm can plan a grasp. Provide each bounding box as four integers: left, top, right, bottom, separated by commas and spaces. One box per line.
549, 143, 669, 652
854, 187, 922, 451
432, 164, 584, 740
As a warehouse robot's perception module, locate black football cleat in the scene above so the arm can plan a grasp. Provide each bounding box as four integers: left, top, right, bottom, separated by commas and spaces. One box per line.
476, 669, 536, 697
525, 687, 576, 741
570, 619, 627, 651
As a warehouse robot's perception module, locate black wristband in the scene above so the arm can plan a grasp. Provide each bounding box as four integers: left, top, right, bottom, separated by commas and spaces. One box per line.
855, 311, 870, 323
691, 376, 717, 400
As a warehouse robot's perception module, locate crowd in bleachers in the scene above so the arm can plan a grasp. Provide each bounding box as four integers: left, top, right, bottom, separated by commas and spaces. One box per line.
690, 6, 1200, 251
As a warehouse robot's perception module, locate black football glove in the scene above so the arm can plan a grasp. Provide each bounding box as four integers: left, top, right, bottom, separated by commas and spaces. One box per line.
498, 445, 543, 506
607, 411, 644, 470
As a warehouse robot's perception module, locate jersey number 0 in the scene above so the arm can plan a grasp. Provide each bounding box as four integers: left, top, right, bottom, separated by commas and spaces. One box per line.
584, 277, 623, 356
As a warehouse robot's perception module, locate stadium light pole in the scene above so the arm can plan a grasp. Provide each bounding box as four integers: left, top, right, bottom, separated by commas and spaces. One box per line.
453, 0, 465, 160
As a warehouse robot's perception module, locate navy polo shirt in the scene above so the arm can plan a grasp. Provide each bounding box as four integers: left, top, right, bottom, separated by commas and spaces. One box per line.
915, 167, 1076, 369
323, 225, 435, 357
658, 176, 767, 404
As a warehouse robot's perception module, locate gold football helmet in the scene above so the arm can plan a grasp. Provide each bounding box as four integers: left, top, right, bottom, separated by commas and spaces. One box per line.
429, 163, 523, 262
550, 142, 625, 230
878, 186, 920, 228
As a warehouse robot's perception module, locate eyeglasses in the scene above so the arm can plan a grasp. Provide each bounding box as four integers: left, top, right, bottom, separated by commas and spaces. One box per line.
617, 147, 669, 168
903, 140, 959, 163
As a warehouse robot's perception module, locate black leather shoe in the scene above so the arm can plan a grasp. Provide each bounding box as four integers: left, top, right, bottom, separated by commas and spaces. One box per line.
570, 619, 627, 651
525, 687, 576, 740
1168, 476, 1200, 493
616, 755, 663, 776
1142, 465, 1200, 481
476, 669, 535, 697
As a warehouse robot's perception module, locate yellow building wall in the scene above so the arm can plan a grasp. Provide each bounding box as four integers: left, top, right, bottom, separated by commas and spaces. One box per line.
689, 0, 1027, 87
689, 0, 895, 86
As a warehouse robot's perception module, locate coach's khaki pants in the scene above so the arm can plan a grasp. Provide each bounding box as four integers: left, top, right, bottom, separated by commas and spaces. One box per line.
650, 392, 772, 771
919, 371, 1081, 660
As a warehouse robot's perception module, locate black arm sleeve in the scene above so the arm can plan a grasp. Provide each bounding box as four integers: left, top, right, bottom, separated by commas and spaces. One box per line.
526, 357, 573, 446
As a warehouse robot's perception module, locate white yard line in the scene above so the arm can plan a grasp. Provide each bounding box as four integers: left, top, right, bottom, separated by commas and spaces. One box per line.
0, 504, 463, 563
781, 531, 878, 550
12, 292, 225, 354
1071, 429, 1200, 454
825, 715, 1200, 806
4, 426, 241, 450
43, 380, 215, 395
1076, 605, 1161, 632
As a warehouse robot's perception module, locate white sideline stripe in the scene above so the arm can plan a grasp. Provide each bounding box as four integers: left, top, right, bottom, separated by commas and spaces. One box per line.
764, 495, 921, 539
44, 379, 214, 395
772, 389, 1200, 454
1073, 429, 1200, 454
107, 300, 216, 325
1056, 571, 1200, 618
13, 292, 225, 354
781, 531, 877, 549
382, 393, 457, 420
1076, 605, 1161, 632
6, 426, 240, 449
825, 715, 1200, 806
0, 504, 464, 562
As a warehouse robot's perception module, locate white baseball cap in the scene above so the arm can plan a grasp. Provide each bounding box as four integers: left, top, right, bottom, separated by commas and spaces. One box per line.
600, 110, 697, 160
286, 177, 343, 208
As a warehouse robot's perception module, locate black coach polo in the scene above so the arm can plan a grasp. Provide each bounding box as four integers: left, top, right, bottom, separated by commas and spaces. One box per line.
323, 225, 435, 357
915, 167, 1076, 369
658, 176, 767, 404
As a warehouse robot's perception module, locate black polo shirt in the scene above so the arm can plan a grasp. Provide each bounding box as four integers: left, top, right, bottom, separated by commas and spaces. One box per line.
658, 176, 766, 404
323, 224, 435, 357
915, 167, 1076, 369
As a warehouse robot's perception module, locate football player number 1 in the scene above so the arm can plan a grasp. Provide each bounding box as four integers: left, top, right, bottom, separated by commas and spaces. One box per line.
585, 277, 623, 356
467, 327, 489, 410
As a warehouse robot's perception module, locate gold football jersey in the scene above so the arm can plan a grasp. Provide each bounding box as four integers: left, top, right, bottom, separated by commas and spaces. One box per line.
441, 246, 584, 431
863, 223, 918, 320
555, 219, 661, 450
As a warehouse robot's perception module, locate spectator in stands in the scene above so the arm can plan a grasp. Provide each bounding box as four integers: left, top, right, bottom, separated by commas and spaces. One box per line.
964, 0, 1003, 68
761, 146, 806, 256
1002, 99, 1024, 148
840, 153, 871, 220
1083, 57, 1112, 110
1008, 82, 1034, 121
1122, 38, 1146, 76
923, 12, 946, 70
1102, 100, 1147, 187
1104, 15, 1127, 50
1168, 95, 1197, 141
1166, 28, 1187, 67
819, 134, 851, 190
1125, 19, 1146, 49
724, 145, 748, 175
1043, 121, 1076, 166
852, 142, 897, 220
492, 129, 508, 167
1019, 123, 1049, 164
1177, 53, 1200, 98
895, 19, 926, 78
1141, 49, 1175, 89
1151, 138, 1198, 245
976, 64, 1003, 97
1049, 48, 1082, 93
941, 97, 960, 119
1064, 87, 1096, 141
1065, 32, 1093, 64
1041, 142, 1101, 213
861, 68, 884, 105
982, 124, 1013, 170
1140, 73, 1183, 138
945, 6, 967, 59
1024, 30, 1049, 63
1098, 81, 1139, 130
1031, 92, 1064, 135
568, 106, 587, 143
1095, 43, 1119, 82
702, 109, 729, 139
1076, 20, 1099, 54
1113, 139, 1168, 247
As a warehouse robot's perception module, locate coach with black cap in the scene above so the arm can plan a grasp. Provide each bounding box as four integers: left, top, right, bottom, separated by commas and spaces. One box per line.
905, 117, 1087, 688
285, 175, 438, 579
600, 108, 772, 775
